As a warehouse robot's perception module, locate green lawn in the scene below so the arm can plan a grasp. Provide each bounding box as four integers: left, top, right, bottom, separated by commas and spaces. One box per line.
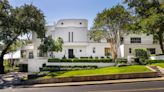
42, 65, 151, 78
150, 63, 164, 68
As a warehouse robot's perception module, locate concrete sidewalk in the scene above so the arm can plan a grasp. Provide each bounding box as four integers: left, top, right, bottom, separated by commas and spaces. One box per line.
16, 77, 164, 88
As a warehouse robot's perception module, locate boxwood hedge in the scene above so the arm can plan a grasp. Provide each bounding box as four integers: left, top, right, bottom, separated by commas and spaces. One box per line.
48, 58, 113, 63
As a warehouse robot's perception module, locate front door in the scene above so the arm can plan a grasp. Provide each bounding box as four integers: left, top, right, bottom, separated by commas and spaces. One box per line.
68, 49, 74, 58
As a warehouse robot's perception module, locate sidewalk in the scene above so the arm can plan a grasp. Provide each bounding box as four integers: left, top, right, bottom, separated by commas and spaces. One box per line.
16, 77, 164, 88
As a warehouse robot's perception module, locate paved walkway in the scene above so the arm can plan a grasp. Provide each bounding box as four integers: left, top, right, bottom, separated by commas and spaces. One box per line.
0, 72, 27, 89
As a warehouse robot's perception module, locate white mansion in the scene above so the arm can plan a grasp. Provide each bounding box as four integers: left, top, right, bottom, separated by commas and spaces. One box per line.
30, 19, 162, 58
20, 19, 162, 72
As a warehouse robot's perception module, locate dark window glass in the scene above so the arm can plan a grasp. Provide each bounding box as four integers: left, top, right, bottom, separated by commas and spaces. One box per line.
93, 47, 96, 53
130, 37, 141, 43
129, 48, 132, 53
147, 48, 156, 54
29, 52, 34, 59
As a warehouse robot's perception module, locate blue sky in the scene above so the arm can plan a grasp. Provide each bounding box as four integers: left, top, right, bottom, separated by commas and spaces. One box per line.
9, 0, 123, 29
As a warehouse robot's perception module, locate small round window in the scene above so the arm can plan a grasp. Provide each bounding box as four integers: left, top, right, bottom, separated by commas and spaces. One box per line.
79, 22, 82, 25
61, 22, 64, 25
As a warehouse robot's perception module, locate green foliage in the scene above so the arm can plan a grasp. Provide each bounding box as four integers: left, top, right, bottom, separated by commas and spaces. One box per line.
92, 5, 132, 60
56, 65, 150, 78
40, 65, 98, 72
115, 58, 127, 64
145, 60, 164, 64
0, 1, 46, 73
38, 36, 63, 54
124, 0, 164, 53
135, 49, 149, 59
48, 58, 113, 63
89, 30, 106, 42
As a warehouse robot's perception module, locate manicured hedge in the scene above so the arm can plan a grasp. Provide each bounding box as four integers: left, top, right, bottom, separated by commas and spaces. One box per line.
145, 60, 164, 64
48, 58, 113, 63
40, 65, 98, 72
115, 58, 127, 64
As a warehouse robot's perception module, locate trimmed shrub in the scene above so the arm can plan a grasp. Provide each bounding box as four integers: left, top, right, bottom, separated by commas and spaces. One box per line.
48, 58, 60, 62
116, 58, 127, 64
134, 49, 149, 65
135, 49, 149, 59
60, 59, 72, 62
40, 65, 98, 71
145, 60, 164, 64
48, 58, 113, 63
80, 57, 88, 59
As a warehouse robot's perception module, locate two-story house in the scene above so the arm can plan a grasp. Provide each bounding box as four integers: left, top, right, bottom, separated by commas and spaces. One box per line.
119, 34, 162, 58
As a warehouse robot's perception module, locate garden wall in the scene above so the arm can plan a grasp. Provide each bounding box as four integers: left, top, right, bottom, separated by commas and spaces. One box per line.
18, 72, 158, 85
150, 55, 164, 60
46, 62, 115, 68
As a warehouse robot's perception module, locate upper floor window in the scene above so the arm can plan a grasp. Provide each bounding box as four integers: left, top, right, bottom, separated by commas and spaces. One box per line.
29, 52, 34, 59
61, 22, 64, 25
79, 22, 82, 25
130, 37, 141, 43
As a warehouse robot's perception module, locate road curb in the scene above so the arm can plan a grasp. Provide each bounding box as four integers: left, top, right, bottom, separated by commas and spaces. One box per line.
14, 77, 164, 88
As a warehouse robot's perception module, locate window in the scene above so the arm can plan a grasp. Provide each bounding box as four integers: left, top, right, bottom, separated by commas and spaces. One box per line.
72, 32, 73, 42
104, 48, 110, 56
29, 52, 34, 59
61, 22, 64, 25
129, 48, 132, 53
147, 48, 156, 54
21, 50, 26, 58
80, 22, 82, 25
120, 37, 124, 44
80, 50, 82, 52
93, 47, 96, 53
130, 37, 141, 43
68, 32, 70, 42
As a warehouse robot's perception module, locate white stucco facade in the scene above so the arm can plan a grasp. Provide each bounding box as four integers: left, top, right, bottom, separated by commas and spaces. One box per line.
32, 19, 110, 59
20, 19, 163, 72
119, 34, 162, 58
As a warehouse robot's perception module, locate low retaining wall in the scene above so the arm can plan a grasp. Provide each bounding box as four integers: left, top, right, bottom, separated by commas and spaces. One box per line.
46, 62, 115, 68
18, 72, 158, 85
150, 55, 164, 60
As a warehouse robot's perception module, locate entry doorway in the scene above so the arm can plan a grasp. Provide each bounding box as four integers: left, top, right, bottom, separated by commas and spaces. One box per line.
68, 49, 74, 58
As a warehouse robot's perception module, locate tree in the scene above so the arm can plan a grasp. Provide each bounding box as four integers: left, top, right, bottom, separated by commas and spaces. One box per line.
38, 36, 63, 57
92, 5, 132, 60
88, 30, 106, 42
0, 0, 46, 74
124, 0, 164, 53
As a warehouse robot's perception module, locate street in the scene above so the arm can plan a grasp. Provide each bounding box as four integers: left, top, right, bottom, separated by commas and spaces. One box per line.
1, 81, 164, 92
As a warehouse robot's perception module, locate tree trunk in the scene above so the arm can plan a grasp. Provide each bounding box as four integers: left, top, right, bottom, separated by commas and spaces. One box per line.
0, 35, 19, 74
0, 56, 5, 74
158, 32, 164, 54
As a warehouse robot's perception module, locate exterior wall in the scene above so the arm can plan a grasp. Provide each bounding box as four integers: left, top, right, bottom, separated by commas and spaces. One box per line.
46, 62, 115, 68
52, 27, 88, 43
123, 34, 153, 44
53, 43, 110, 59
150, 55, 164, 60
53, 46, 87, 58
55, 19, 88, 28
123, 44, 162, 58
28, 58, 47, 72
86, 43, 110, 58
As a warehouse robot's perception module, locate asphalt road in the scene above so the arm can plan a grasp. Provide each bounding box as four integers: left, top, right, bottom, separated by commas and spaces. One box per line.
1, 81, 164, 92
